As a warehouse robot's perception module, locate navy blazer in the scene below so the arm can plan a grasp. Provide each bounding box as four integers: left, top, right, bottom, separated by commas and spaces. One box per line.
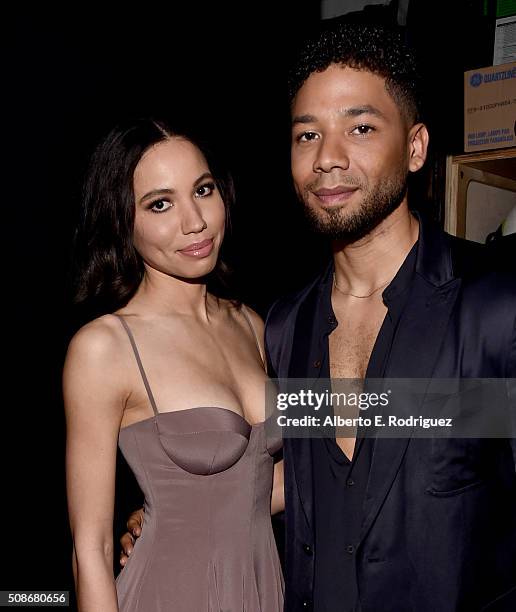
265, 216, 516, 612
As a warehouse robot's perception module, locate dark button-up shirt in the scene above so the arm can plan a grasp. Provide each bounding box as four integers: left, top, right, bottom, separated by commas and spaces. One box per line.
311, 241, 418, 612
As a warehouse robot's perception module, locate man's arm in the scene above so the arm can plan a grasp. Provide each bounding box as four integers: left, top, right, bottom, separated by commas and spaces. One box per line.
508, 312, 516, 468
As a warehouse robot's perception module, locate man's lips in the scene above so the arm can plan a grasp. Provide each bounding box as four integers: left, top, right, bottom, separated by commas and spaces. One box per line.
177, 238, 214, 257
312, 186, 359, 205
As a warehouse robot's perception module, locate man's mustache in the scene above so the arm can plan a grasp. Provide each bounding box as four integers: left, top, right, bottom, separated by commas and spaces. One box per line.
304, 175, 363, 192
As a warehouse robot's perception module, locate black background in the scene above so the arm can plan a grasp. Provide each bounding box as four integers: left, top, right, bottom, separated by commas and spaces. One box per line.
1, 1, 497, 607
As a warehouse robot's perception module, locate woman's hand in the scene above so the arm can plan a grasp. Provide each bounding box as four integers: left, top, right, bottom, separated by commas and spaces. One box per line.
119, 507, 144, 566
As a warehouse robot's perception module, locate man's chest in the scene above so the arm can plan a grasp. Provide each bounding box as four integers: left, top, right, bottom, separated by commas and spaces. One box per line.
328, 301, 387, 379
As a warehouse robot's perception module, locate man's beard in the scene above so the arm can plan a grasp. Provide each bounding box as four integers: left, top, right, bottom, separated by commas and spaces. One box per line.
301, 170, 408, 243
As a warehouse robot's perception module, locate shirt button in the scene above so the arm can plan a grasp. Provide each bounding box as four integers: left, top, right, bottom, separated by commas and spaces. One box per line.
346, 544, 355, 554
302, 600, 313, 609
313, 359, 321, 368
347, 478, 355, 487
327, 315, 336, 324
303, 544, 313, 555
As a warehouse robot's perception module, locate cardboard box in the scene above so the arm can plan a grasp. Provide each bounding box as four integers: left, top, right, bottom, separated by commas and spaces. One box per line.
464, 61, 516, 152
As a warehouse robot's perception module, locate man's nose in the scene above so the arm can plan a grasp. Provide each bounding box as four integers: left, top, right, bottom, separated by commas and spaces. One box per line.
313, 135, 350, 173
180, 200, 207, 234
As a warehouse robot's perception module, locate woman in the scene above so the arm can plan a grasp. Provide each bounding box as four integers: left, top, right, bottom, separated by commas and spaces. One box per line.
63, 117, 285, 611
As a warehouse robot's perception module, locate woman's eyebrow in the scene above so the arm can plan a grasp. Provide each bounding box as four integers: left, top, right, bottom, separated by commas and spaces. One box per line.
139, 172, 213, 204
193, 172, 213, 186
139, 188, 175, 204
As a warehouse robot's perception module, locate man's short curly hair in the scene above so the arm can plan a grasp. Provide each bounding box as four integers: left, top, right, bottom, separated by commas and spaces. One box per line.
288, 21, 422, 125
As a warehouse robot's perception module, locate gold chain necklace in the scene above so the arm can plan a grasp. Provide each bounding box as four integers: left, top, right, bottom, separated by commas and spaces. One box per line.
333, 273, 390, 299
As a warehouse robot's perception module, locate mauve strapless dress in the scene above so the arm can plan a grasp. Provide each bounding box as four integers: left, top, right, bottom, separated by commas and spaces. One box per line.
113, 315, 284, 612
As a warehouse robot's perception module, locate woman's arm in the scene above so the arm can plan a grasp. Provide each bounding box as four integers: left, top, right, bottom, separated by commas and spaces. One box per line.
63, 320, 125, 612
271, 460, 285, 515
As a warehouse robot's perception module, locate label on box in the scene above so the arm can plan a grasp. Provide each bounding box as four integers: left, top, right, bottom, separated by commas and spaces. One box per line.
464, 62, 516, 152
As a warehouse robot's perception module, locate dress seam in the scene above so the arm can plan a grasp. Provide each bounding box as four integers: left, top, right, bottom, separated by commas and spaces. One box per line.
263, 432, 284, 609
131, 427, 159, 610
208, 432, 224, 475
208, 475, 222, 610
250, 427, 260, 609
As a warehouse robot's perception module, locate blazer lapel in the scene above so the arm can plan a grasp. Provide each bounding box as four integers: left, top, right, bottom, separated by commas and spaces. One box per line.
359, 217, 462, 544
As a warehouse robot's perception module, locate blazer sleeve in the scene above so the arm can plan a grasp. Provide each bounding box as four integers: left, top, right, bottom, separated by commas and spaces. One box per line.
508, 310, 516, 470
264, 295, 297, 380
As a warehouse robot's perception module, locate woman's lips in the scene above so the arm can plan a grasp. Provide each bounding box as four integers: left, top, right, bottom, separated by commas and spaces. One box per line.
313, 186, 358, 206
177, 238, 214, 258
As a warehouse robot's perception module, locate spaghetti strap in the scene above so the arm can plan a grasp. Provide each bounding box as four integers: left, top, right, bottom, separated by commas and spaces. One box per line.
240, 305, 266, 370
113, 314, 159, 417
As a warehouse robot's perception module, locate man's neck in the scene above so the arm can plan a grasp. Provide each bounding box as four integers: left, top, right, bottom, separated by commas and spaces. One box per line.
332, 203, 419, 294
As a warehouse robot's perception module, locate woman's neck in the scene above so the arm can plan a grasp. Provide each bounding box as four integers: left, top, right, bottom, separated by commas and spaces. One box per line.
126, 268, 215, 320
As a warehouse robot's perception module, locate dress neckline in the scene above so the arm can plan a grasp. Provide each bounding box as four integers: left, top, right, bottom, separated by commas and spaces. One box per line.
119, 405, 264, 434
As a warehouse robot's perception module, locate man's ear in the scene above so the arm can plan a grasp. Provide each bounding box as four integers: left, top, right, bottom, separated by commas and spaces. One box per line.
407, 122, 429, 173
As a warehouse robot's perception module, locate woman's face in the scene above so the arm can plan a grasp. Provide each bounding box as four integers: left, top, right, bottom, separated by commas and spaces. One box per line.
132, 137, 226, 280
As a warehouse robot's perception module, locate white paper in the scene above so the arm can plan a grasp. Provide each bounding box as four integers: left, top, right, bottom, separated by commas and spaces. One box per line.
494, 15, 516, 65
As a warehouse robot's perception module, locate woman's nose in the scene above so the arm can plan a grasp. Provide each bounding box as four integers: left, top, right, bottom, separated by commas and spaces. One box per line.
180, 200, 207, 234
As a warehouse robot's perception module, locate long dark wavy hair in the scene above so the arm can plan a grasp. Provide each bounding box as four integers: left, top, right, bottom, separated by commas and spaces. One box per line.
71, 117, 238, 323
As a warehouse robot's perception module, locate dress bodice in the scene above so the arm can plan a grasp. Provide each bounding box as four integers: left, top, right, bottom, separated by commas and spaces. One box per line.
119, 405, 280, 475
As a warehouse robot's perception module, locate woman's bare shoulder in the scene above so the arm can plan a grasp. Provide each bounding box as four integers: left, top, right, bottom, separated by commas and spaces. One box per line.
65, 314, 127, 369
63, 314, 132, 412
220, 299, 263, 339
240, 303, 265, 337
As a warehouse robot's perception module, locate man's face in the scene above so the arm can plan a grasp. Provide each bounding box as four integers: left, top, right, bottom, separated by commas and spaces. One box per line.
291, 64, 419, 242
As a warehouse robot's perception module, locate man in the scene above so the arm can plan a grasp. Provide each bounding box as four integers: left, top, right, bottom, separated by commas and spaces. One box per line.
121, 21, 516, 611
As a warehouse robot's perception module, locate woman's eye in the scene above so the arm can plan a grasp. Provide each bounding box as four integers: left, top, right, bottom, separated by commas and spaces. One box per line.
296, 131, 319, 143
351, 124, 375, 136
195, 182, 215, 198
149, 199, 173, 214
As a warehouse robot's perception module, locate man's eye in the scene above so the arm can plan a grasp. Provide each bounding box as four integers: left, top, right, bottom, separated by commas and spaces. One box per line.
351, 124, 375, 136
149, 199, 173, 213
195, 182, 215, 197
296, 131, 319, 142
